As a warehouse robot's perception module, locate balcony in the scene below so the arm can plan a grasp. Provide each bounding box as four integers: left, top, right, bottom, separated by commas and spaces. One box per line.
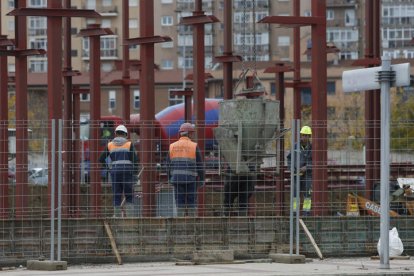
28, 28, 47, 36
326, 0, 357, 8
98, 5, 118, 16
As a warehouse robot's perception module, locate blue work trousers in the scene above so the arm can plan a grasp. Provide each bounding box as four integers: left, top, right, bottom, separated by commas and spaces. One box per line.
171, 175, 197, 208
110, 165, 134, 207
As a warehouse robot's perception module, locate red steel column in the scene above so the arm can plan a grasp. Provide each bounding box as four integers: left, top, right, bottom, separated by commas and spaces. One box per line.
311, 1, 328, 216
14, 0, 29, 218
63, 0, 73, 217
78, 24, 113, 217
223, 0, 233, 100
0, 31, 9, 217
122, 0, 131, 124
276, 69, 285, 216
140, 0, 156, 217
47, 0, 64, 217
90, 31, 102, 218
364, 0, 381, 200
293, 0, 301, 119
193, 0, 206, 155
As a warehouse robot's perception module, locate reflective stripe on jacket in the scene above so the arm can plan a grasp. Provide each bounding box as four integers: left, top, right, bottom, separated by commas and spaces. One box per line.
108, 140, 133, 166
169, 137, 198, 177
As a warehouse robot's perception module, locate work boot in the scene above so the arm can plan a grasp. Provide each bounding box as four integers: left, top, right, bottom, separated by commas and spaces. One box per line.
303, 197, 312, 213
113, 206, 122, 218
124, 203, 135, 217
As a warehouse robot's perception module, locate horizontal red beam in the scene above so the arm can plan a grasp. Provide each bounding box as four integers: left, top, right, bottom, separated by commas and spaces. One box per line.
352, 58, 381, 67
264, 65, 294, 74
77, 27, 113, 37
185, 73, 214, 81
125, 36, 172, 46
258, 16, 325, 27
169, 88, 193, 97
180, 15, 220, 25
285, 81, 311, 88
7, 8, 100, 18
214, 55, 242, 63
110, 79, 139, 85
0, 49, 46, 57
62, 70, 81, 77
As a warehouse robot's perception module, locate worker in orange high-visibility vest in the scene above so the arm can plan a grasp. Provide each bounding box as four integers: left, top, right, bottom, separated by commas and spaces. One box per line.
287, 125, 312, 216
167, 123, 204, 217
99, 125, 139, 217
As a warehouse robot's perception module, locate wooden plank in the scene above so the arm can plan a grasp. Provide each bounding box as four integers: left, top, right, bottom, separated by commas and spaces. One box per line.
103, 220, 122, 265
299, 219, 323, 260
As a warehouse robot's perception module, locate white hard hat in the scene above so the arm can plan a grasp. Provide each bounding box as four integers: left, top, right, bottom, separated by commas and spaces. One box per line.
115, 125, 128, 134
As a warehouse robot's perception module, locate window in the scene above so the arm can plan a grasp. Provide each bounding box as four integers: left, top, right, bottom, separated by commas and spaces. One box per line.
129, 19, 138, 28
178, 57, 193, 69
80, 93, 90, 102
8, 20, 14, 32
169, 93, 184, 106
109, 91, 116, 109
8, 0, 14, 8
28, 17, 47, 36
327, 9, 334, 20
86, 0, 96, 10
30, 38, 47, 50
161, 59, 174, 70
101, 19, 111, 28
345, 9, 356, 26
161, 16, 173, 26
29, 0, 46, 7
102, 0, 112, 7
29, 60, 47, 72
327, 81, 336, 95
301, 88, 311, 105
133, 90, 140, 109
8, 64, 15, 73
278, 36, 290, 46
129, 0, 138, 6
162, 41, 174, 48
101, 36, 117, 58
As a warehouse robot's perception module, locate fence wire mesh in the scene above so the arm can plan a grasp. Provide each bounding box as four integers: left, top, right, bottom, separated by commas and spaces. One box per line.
1, 118, 414, 262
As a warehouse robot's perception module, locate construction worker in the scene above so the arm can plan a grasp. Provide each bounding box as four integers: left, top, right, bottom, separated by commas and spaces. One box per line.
167, 122, 204, 217
287, 125, 312, 216
99, 125, 139, 217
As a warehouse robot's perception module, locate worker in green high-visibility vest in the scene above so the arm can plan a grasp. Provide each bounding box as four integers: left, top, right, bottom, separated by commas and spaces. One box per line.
287, 125, 313, 216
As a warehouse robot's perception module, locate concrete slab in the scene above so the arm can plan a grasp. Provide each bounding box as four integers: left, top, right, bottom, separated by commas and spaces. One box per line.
26, 260, 67, 271
269, 253, 306, 264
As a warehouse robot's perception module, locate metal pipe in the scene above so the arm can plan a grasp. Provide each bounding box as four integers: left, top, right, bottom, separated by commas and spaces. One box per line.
275, 67, 285, 216
289, 120, 295, 255
295, 121, 300, 254
57, 119, 63, 261
379, 55, 391, 269
50, 119, 56, 262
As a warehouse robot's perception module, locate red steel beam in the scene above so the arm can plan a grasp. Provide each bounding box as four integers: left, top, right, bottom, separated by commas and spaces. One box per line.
180, 15, 219, 25
258, 15, 324, 26
14, 0, 29, 218
47, 0, 64, 218
78, 24, 112, 217
169, 88, 193, 122
364, 1, 381, 200
0, 49, 46, 56
0, 5, 9, 218
139, 0, 156, 217
264, 63, 291, 215
122, 0, 130, 125
222, 0, 235, 100
7, 8, 100, 18
125, 36, 172, 45
311, 1, 328, 216
293, 0, 301, 121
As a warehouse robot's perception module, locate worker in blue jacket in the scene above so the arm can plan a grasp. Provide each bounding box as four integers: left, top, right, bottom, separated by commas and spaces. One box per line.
167, 122, 204, 217
99, 125, 139, 217
287, 125, 312, 216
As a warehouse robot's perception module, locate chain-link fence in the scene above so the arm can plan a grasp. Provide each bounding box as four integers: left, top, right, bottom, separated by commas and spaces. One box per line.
1, 118, 414, 263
